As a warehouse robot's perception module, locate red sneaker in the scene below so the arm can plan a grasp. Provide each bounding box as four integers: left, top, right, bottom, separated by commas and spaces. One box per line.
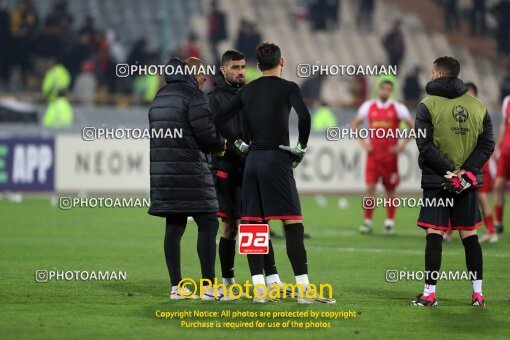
411, 293, 438, 307
472, 293, 486, 307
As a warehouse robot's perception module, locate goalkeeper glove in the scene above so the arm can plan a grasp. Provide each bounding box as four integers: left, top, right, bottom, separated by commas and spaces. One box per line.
213, 138, 227, 157
442, 170, 477, 194
234, 139, 250, 153
279, 143, 307, 168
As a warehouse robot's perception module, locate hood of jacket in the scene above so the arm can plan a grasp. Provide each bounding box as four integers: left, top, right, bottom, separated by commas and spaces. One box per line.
164, 57, 198, 88
425, 76, 467, 99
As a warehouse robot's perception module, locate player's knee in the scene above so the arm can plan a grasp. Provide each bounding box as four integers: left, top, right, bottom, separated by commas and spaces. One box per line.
197, 216, 219, 235
494, 178, 506, 191
479, 201, 493, 216
283, 219, 302, 225
366, 185, 376, 195
222, 228, 238, 239
426, 228, 443, 236
221, 218, 238, 239
459, 229, 478, 240
166, 224, 185, 239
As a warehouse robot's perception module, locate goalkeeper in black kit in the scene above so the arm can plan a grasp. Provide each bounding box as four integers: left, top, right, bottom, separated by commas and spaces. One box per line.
208, 49, 290, 299
215, 41, 335, 304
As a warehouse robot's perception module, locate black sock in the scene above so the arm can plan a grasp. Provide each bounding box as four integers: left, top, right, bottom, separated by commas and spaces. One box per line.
425, 233, 443, 285
164, 216, 187, 286
462, 235, 483, 280
247, 254, 265, 276
284, 223, 308, 276
244, 220, 266, 277
263, 239, 278, 276
219, 237, 236, 279
194, 213, 219, 283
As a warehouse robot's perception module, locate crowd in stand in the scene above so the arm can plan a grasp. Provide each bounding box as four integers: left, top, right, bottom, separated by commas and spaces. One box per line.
440, 0, 510, 57
0, 0, 160, 102
0, 0, 509, 107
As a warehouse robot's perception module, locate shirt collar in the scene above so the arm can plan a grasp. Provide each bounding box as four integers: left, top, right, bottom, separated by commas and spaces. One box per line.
375, 98, 393, 109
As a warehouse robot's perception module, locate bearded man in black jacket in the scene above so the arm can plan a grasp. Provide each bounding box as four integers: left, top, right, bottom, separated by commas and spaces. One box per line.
209, 50, 289, 298
148, 57, 225, 300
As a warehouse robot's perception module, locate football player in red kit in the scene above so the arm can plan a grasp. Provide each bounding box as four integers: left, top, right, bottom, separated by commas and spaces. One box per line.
444, 82, 498, 242
479, 159, 497, 242
467, 82, 498, 242
493, 94, 510, 235
352, 80, 414, 235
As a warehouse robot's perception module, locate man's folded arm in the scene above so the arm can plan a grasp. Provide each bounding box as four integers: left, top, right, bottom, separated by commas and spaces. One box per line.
415, 102, 454, 175
462, 111, 495, 173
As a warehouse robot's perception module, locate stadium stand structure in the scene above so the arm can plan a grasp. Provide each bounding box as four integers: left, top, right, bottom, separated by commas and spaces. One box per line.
0, 0, 503, 135
8, 0, 202, 54
192, 0, 501, 109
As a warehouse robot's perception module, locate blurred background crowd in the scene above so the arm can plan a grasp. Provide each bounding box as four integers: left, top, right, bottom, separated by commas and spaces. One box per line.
0, 0, 509, 130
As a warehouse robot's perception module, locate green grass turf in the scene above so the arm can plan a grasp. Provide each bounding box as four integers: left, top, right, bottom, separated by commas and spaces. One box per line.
1, 195, 509, 339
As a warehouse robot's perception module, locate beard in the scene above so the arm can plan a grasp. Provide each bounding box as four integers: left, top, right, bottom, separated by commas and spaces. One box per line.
226, 75, 244, 87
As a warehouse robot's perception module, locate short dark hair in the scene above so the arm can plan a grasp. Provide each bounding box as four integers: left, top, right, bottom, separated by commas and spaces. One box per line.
221, 49, 245, 65
465, 81, 478, 96
433, 56, 460, 77
379, 80, 394, 88
256, 41, 281, 71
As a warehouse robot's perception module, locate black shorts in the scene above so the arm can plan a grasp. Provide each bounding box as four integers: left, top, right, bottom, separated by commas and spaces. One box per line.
213, 161, 243, 219
417, 188, 483, 231
242, 149, 302, 221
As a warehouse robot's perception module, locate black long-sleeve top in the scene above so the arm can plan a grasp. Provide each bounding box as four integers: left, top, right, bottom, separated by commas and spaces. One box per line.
214, 76, 311, 149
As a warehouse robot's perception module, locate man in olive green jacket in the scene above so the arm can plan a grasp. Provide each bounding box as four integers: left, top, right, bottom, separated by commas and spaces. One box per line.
412, 57, 494, 307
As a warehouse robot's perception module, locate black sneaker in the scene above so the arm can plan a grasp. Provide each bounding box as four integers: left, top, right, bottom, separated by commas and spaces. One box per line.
411, 293, 438, 307
384, 224, 395, 235
495, 223, 504, 234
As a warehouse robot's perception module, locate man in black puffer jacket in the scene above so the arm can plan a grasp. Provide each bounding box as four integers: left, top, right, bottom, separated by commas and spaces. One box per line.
148, 57, 225, 300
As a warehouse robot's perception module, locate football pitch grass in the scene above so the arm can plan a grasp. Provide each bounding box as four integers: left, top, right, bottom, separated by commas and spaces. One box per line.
1, 195, 509, 339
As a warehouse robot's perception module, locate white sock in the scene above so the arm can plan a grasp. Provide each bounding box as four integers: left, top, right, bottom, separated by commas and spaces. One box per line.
295, 274, 310, 289
364, 218, 372, 226
295, 274, 310, 297
423, 284, 436, 296
171, 285, 179, 292
252, 274, 265, 286
222, 277, 235, 285
252, 274, 266, 297
385, 219, 394, 226
472, 280, 482, 294
266, 274, 281, 285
